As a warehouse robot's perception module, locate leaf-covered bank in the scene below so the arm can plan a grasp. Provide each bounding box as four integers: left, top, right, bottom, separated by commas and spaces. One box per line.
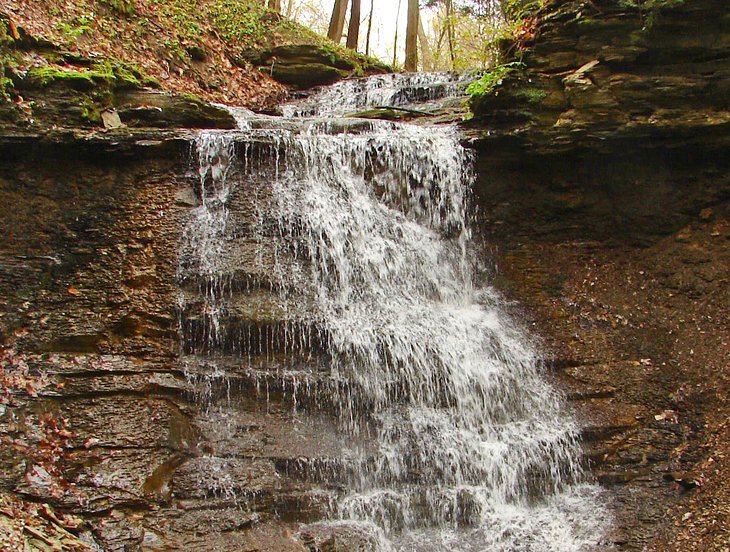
0, 0, 389, 128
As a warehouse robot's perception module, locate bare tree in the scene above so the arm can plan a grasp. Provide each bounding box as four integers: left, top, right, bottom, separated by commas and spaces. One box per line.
328, 0, 350, 42
445, 0, 456, 70
404, 0, 419, 71
392, 0, 402, 66
346, 0, 362, 50
365, 0, 375, 56
418, 17, 434, 70
268, 0, 282, 12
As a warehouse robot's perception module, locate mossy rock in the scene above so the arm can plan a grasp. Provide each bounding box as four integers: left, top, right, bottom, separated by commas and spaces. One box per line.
269, 63, 344, 89
246, 43, 390, 89
24, 66, 113, 91
21, 61, 156, 92
115, 89, 236, 129
269, 44, 340, 66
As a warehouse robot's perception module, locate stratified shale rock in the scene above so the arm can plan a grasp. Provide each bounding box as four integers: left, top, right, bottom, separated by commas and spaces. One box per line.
465, 1, 730, 549
0, 134, 341, 551
466, 0, 730, 244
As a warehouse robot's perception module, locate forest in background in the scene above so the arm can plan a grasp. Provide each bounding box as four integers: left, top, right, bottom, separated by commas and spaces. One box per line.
288, 0, 517, 71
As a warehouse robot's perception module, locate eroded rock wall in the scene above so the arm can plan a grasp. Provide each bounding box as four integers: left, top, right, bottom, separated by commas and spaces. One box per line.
0, 137, 337, 551
466, 0, 730, 549
468, 0, 730, 244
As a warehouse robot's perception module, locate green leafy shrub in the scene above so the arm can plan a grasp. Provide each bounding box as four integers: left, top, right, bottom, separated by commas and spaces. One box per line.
466, 61, 526, 98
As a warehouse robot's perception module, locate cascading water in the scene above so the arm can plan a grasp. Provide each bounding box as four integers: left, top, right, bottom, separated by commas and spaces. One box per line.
281, 72, 473, 117
178, 73, 610, 550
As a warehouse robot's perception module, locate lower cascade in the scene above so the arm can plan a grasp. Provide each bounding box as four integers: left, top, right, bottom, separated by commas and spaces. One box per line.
177, 74, 610, 551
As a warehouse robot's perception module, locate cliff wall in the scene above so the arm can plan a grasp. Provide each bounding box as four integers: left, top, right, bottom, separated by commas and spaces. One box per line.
466, 1, 730, 548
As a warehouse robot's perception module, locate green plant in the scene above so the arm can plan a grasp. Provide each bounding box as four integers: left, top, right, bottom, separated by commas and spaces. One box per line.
147, 0, 204, 40
466, 61, 525, 98
207, 0, 267, 42
514, 86, 546, 104
502, 0, 546, 22
162, 37, 190, 61
618, 0, 686, 29
55, 12, 95, 44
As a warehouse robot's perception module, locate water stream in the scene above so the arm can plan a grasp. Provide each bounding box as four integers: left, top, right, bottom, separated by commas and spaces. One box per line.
178, 73, 610, 551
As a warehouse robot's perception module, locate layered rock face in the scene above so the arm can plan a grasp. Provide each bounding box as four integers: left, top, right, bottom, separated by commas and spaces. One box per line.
468, 0, 730, 243
466, 0, 730, 549
0, 136, 336, 550
1, 1, 728, 550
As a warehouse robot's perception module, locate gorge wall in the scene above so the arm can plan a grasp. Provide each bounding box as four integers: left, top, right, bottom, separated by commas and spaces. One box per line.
466, 0, 730, 549
0, 133, 345, 550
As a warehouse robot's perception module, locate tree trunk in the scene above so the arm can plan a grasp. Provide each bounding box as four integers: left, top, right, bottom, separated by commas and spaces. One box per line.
418, 17, 434, 71
404, 0, 419, 71
445, 0, 456, 71
328, 0, 350, 43
392, 0, 402, 67
365, 0, 375, 56
346, 0, 362, 50
268, 0, 281, 13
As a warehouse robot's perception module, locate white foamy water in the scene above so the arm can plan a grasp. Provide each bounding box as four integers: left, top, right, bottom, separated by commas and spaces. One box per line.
281, 72, 473, 117
179, 75, 611, 550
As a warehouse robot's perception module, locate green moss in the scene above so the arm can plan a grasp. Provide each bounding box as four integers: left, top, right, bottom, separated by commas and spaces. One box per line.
26, 60, 155, 91
576, 17, 605, 28
466, 62, 526, 98
26, 66, 106, 89
95, 61, 143, 88
180, 91, 204, 103
79, 97, 102, 122
1, 21, 20, 102
514, 87, 547, 104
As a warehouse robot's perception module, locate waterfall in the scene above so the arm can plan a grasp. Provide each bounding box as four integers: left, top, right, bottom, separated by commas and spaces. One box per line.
281, 72, 473, 117
178, 74, 610, 551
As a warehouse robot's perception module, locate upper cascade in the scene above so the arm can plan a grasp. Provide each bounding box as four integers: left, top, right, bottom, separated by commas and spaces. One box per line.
177, 73, 611, 551
281, 72, 474, 118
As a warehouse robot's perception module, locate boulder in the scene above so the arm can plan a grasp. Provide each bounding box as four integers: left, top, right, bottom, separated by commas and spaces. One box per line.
242, 43, 390, 89
115, 89, 236, 129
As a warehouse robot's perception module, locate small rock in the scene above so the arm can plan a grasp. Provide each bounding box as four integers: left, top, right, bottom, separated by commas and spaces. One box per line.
663, 471, 704, 491
101, 109, 125, 130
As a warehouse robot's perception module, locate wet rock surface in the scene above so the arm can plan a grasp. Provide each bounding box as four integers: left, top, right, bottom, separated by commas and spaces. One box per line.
0, 1, 728, 549
0, 134, 345, 550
